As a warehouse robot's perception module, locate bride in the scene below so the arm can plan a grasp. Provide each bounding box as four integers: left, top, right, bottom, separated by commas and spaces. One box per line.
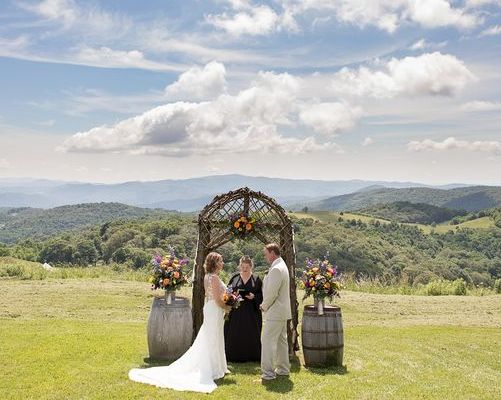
129, 252, 231, 393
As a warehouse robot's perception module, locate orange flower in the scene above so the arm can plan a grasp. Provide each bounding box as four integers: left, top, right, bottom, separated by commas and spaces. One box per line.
163, 278, 170, 286
245, 223, 253, 231
324, 283, 331, 289
173, 271, 180, 279
234, 221, 240, 228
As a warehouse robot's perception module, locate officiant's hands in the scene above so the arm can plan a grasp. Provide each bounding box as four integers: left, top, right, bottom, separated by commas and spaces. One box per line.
245, 293, 255, 300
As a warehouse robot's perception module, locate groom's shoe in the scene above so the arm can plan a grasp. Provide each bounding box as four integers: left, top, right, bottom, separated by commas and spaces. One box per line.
261, 374, 276, 382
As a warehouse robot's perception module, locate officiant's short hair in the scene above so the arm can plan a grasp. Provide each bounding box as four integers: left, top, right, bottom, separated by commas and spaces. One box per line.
265, 243, 281, 256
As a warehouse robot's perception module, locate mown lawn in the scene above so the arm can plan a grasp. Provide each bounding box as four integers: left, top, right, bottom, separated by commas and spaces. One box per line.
1, 279, 500, 399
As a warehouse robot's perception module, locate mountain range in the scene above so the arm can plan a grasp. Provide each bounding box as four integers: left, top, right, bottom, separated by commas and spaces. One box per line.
0, 175, 473, 211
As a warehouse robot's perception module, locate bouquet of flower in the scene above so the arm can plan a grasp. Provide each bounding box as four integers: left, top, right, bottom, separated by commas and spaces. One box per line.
300, 257, 342, 302
149, 251, 189, 292
222, 285, 243, 319
229, 213, 257, 237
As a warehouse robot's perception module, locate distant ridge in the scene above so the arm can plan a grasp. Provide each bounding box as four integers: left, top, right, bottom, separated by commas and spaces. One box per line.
0, 174, 474, 211
308, 186, 501, 212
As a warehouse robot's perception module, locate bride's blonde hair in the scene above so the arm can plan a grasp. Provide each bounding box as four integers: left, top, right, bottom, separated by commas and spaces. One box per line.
239, 255, 254, 268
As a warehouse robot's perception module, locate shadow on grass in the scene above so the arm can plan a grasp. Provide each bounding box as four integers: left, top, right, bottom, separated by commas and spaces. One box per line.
141, 357, 173, 367
262, 376, 294, 394
215, 377, 237, 387
305, 364, 348, 376
226, 354, 302, 376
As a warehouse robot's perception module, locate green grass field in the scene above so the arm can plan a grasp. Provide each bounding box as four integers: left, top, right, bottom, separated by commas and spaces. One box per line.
1, 278, 500, 399
292, 211, 496, 234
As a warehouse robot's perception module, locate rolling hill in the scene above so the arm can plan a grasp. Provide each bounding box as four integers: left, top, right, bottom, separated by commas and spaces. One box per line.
358, 201, 468, 224
0, 203, 176, 244
309, 186, 501, 212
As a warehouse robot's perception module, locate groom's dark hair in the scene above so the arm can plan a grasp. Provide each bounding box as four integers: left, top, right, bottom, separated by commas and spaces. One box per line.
265, 243, 281, 256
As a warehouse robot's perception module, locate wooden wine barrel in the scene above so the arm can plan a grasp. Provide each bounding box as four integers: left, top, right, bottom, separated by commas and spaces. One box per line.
147, 295, 193, 361
301, 305, 344, 367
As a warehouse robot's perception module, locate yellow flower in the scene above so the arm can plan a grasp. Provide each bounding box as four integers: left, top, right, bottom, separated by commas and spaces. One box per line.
324, 283, 330, 289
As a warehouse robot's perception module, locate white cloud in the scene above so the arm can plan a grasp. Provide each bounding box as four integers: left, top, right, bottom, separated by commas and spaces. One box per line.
332, 52, 474, 98
74, 46, 181, 71
20, 0, 131, 38
479, 25, 501, 36
362, 137, 374, 146
280, 0, 480, 34
165, 61, 227, 100
59, 70, 340, 157
206, 5, 280, 36
409, 38, 447, 50
408, 137, 501, 154
461, 100, 501, 112
299, 102, 362, 135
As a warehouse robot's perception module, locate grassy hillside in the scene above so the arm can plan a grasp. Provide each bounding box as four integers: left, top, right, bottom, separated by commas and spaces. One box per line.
0, 279, 499, 399
358, 201, 467, 224
0, 203, 176, 244
292, 210, 497, 234
311, 186, 501, 212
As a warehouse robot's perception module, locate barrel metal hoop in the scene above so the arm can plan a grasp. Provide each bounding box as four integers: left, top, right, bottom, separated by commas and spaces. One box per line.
301, 330, 344, 334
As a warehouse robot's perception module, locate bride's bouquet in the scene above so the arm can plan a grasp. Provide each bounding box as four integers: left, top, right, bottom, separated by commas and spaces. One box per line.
149, 251, 190, 292
223, 286, 243, 320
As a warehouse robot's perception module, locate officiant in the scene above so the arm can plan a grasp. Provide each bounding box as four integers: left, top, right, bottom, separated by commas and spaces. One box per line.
224, 255, 263, 362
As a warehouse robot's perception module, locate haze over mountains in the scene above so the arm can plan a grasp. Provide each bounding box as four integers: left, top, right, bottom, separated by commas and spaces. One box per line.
0, 175, 474, 211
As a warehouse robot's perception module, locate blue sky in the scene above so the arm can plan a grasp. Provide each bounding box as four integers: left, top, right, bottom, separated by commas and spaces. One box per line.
0, 0, 500, 184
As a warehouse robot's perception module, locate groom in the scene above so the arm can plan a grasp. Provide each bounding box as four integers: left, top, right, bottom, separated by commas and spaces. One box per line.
260, 243, 292, 381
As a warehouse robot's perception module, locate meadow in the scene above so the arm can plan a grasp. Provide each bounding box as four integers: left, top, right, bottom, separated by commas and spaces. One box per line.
1, 271, 500, 399
292, 211, 496, 234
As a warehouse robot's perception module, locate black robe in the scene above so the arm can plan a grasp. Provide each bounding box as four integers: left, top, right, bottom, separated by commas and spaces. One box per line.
224, 273, 263, 362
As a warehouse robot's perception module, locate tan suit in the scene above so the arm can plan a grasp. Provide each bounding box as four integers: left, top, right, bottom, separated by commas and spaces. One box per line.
260, 257, 292, 379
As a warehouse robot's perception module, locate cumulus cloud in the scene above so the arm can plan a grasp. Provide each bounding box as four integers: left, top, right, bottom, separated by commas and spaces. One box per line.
331, 52, 474, 98
461, 100, 501, 112
299, 102, 362, 135
408, 137, 501, 154
164, 61, 227, 100
59, 69, 339, 157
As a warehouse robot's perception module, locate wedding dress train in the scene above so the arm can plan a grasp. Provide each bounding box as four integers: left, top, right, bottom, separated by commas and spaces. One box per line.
128, 274, 228, 393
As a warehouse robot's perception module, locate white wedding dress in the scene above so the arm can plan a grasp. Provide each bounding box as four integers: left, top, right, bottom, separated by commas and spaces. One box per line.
128, 273, 229, 393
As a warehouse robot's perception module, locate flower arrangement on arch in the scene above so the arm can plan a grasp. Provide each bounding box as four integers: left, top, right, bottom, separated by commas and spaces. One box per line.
229, 213, 258, 237
300, 257, 342, 302
149, 251, 190, 292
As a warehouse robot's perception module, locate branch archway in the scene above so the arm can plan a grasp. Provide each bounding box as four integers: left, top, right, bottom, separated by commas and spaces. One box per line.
192, 187, 299, 353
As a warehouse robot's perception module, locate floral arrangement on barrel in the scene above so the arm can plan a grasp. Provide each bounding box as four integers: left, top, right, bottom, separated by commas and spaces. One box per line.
229, 213, 259, 238
300, 257, 342, 315
222, 285, 243, 320
149, 250, 190, 304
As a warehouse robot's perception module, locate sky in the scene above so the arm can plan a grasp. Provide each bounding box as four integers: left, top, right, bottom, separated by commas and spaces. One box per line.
0, 0, 500, 185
